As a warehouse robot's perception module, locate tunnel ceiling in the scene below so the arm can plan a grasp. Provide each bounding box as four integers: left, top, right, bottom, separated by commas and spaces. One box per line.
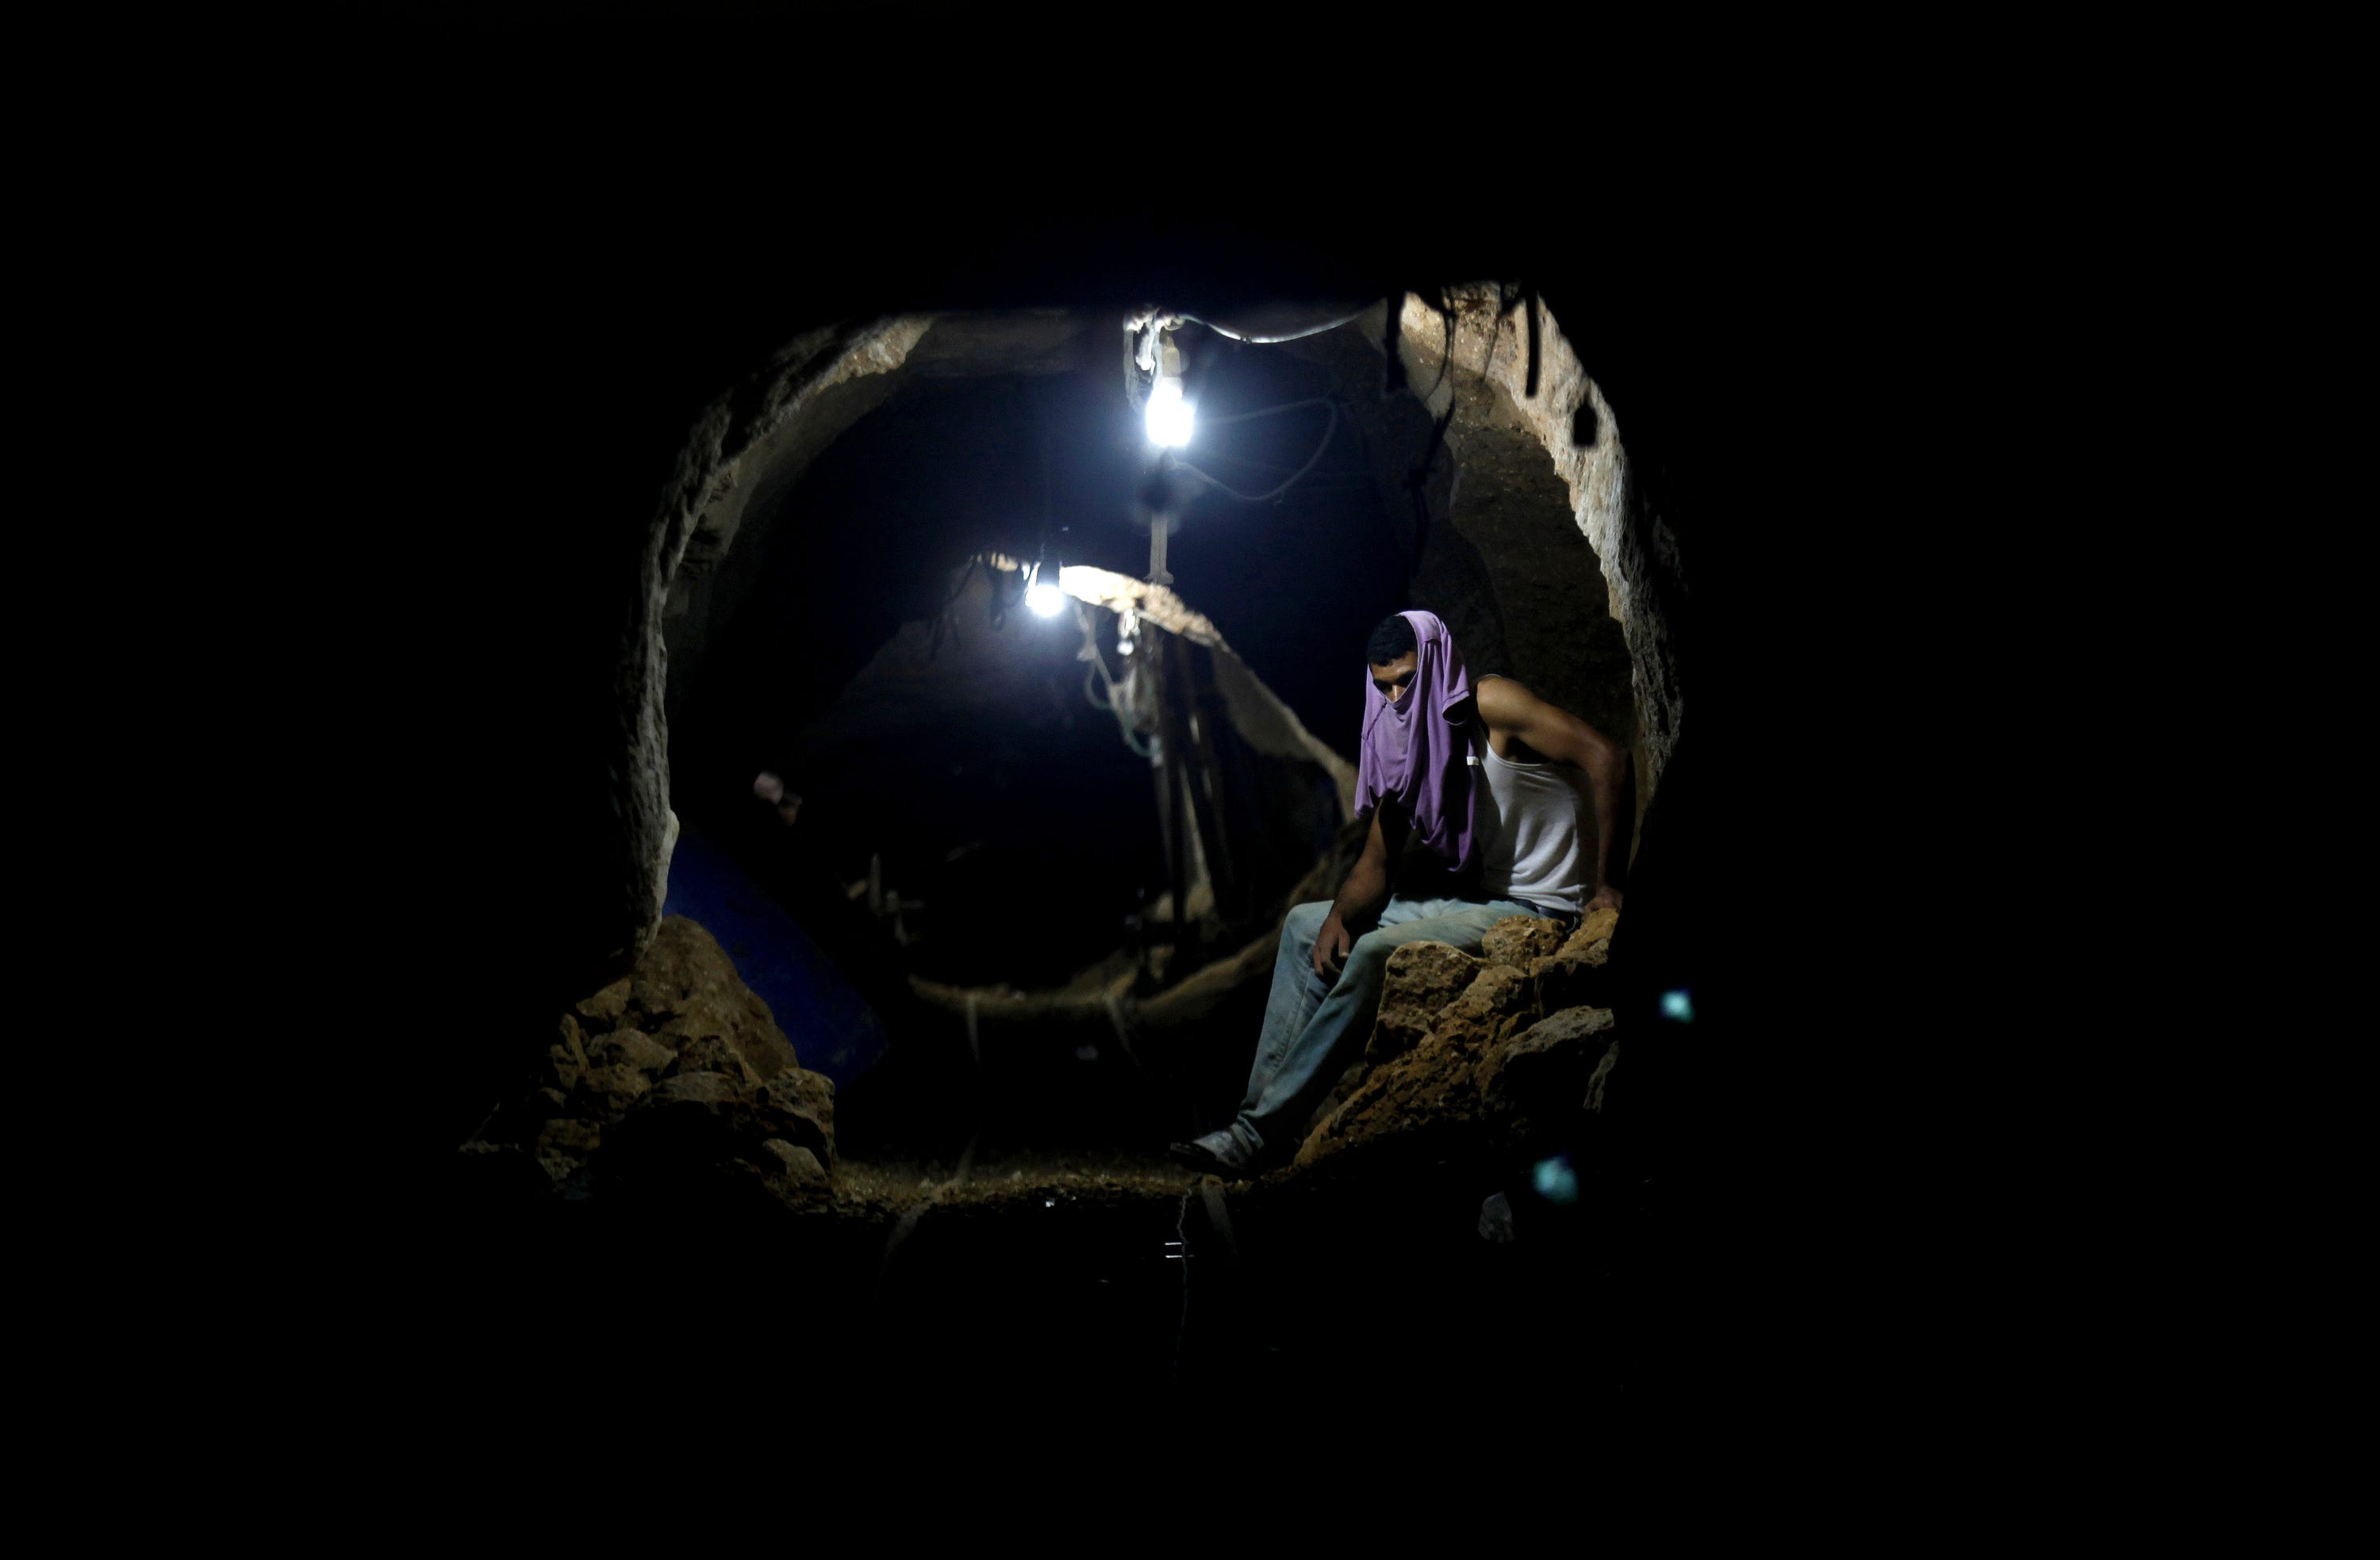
611, 290, 1671, 967
658, 316, 1399, 987
665, 297, 1645, 742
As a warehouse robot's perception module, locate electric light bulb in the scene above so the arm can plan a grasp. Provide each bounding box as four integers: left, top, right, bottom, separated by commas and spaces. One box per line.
1146, 377, 1193, 447
1027, 572, 1064, 617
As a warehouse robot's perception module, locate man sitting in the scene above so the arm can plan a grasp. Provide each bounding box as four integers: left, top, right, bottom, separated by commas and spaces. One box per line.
1169, 610, 1626, 1179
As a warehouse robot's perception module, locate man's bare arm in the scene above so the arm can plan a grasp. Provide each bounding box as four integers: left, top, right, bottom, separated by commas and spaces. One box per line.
1474, 676, 1629, 913
1314, 806, 1407, 978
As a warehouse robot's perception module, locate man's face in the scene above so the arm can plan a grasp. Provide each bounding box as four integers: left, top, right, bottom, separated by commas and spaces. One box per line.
1369, 651, 1418, 705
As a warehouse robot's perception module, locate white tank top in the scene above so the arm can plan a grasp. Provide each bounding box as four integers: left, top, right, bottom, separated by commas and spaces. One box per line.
1468, 720, 1591, 915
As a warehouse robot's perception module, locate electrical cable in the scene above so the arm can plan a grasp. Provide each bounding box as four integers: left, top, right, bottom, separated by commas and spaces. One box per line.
924, 555, 982, 660
1192, 447, 1368, 481
1173, 400, 1338, 503
1077, 601, 1157, 757
1131, 301, 1362, 427
1199, 396, 1335, 427
1176, 305, 1368, 343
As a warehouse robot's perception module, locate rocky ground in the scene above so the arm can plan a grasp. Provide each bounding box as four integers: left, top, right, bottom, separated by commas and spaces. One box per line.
460, 906, 1620, 1223
458, 915, 841, 1212
1293, 905, 1622, 1175
833, 1150, 1199, 1218
440, 914, 1630, 1414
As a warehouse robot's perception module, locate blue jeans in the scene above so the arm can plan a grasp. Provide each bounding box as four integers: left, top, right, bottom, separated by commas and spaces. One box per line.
1222, 895, 1555, 1159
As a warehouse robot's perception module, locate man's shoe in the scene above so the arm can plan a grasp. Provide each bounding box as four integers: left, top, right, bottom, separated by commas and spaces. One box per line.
1166, 1129, 1257, 1180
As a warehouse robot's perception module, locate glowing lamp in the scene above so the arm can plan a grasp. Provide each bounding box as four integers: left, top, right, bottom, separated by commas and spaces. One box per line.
1026, 565, 1065, 618
1145, 376, 1193, 447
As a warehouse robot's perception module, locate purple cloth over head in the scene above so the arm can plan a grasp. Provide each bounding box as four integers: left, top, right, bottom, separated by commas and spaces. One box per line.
1355, 610, 1477, 872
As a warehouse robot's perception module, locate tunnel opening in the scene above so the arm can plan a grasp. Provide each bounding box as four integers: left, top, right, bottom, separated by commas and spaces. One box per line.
447, 286, 1681, 1412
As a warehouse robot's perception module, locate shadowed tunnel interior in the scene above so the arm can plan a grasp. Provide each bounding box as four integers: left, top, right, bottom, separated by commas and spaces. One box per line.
620, 293, 1654, 1171
397, 283, 1703, 1421
666, 328, 1427, 1160
674, 352, 1402, 983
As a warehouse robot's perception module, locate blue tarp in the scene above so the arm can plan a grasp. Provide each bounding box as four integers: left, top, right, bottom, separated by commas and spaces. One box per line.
662, 822, 889, 1090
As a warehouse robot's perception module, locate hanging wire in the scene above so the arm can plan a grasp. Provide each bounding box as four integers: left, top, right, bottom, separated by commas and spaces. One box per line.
1199, 396, 1335, 427
1174, 305, 1367, 343
1077, 600, 1156, 758
1189, 447, 1370, 488
1395, 289, 1511, 573
925, 554, 983, 660
1173, 400, 1339, 504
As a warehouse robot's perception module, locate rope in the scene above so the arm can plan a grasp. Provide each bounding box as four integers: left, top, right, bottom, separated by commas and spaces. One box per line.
1101, 986, 1148, 1076
1076, 601, 1157, 758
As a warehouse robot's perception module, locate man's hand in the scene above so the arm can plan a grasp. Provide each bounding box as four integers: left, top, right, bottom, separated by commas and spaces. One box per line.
1585, 885, 1624, 915
1312, 910, 1355, 979
1315, 809, 1396, 981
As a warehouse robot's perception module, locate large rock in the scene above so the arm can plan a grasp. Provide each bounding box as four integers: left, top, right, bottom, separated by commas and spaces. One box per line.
572, 1061, 652, 1117
624, 917, 801, 1080
761, 1069, 836, 1169
1299, 1060, 1371, 1140
724, 1139, 834, 1213
600, 1066, 837, 1183
1419, 963, 1541, 1052
546, 1015, 589, 1093
597, 1071, 751, 1183
757, 1139, 828, 1185
620, 1069, 747, 1147
1480, 915, 1566, 971
576, 979, 631, 1028
1297, 1023, 1485, 1170
1571, 906, 1620, 946
1301, 933, 1559, 1166
1296, 1001, 1616, 1172
1476, 1004, 1617, 1135
1302, 964, 1533, 1170
1365, 942, 1486, 1061
536, 1117, 602, 1159
464, 914, 835, 1202
1529, 907, 1619, 1014
669, 1033, 762, 1087
586, 1027, 675, 1078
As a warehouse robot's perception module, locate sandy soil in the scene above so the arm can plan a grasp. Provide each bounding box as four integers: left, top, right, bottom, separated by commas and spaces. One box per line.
830, 1147, 1204, 1219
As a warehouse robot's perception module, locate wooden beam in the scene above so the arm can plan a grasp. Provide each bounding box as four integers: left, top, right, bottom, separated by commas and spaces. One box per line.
1166, 633, 1238, 922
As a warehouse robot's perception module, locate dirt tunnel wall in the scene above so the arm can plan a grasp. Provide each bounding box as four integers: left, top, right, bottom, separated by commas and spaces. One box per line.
623, 293, 1683, 976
